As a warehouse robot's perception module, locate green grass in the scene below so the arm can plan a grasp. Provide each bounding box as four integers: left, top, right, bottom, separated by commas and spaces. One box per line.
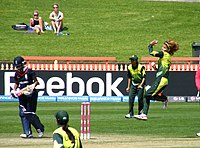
0, 102, 199, 138
1, 0, 200, 62
1, 1, 200, 146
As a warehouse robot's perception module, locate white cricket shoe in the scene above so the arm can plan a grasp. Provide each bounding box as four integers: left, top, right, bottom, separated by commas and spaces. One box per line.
134, 113, 148, 121
125, 113, 133, 119
162, 99, 168, 109
38, 132, 44, 138
37, 129, 44, 138
196, 132, 200, 137
20, 134, 33, 138
20, 134, 27, 138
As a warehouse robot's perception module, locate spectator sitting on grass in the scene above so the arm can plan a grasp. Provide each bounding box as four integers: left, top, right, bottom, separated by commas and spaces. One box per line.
30, 10, 45, 35
49, 3, 64, 34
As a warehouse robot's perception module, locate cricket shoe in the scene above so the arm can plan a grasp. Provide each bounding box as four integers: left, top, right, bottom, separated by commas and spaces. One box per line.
134, 113, 148, 121
20, 134, 33, 138
125, 113, 133, 119
196, 132, 200, 137
38, 132, 44, 138
37, 129, 44, 138
162, 99, 168, 109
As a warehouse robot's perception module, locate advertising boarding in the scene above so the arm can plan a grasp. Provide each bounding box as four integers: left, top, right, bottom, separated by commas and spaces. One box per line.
0, 71, 198, 102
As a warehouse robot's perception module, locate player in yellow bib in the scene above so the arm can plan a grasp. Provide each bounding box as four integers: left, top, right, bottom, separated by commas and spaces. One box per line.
125, 55, 146, 118
53, 111, 82, 148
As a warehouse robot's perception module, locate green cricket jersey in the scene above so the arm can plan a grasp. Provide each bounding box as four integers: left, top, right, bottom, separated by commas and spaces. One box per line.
53, 127, 82, 148
148, 45, 171, 78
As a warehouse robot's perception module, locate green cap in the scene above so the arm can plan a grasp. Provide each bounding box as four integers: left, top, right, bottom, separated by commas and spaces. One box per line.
129, 55, 138, 61
55, 110, 69, 125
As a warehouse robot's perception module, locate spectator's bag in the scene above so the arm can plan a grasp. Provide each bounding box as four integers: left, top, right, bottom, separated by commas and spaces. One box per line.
12, 23, 28, 30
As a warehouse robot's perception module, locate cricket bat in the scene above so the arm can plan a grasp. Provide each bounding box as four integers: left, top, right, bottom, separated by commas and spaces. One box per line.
11, 84, 35, 98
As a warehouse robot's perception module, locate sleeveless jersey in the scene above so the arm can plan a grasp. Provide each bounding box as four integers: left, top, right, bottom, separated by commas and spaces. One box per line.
128, 64, 146, 86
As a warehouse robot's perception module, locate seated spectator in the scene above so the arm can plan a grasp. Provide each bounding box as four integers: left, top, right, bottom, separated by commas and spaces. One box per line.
49, 3, 64, 34
30, 10, 45, 35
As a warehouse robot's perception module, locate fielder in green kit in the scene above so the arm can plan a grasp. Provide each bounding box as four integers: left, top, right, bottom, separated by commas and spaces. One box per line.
134, 39, 179, 120
125, 55, 146, 118
53, 110, 82, 148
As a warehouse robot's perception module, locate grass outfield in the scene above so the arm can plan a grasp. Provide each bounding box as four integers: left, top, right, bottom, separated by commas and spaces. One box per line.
0, 102, 200, 147
1, 0, 200, 62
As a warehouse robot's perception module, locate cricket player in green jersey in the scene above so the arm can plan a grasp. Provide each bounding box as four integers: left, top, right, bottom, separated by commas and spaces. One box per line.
53, 111, 82, 148
125, 55, 146, 118
134, 39, 179, 120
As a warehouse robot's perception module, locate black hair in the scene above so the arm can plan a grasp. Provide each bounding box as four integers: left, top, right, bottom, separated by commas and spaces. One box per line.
62, 124, 75, 144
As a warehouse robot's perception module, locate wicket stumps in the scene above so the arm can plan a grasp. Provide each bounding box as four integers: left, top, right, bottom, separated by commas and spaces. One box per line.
80, 102, 90, 140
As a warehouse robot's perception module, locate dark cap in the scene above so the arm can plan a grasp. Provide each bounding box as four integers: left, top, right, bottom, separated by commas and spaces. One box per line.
55, 110, 69, 125
13, 56, 26, 67
129, 55, 138, 61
